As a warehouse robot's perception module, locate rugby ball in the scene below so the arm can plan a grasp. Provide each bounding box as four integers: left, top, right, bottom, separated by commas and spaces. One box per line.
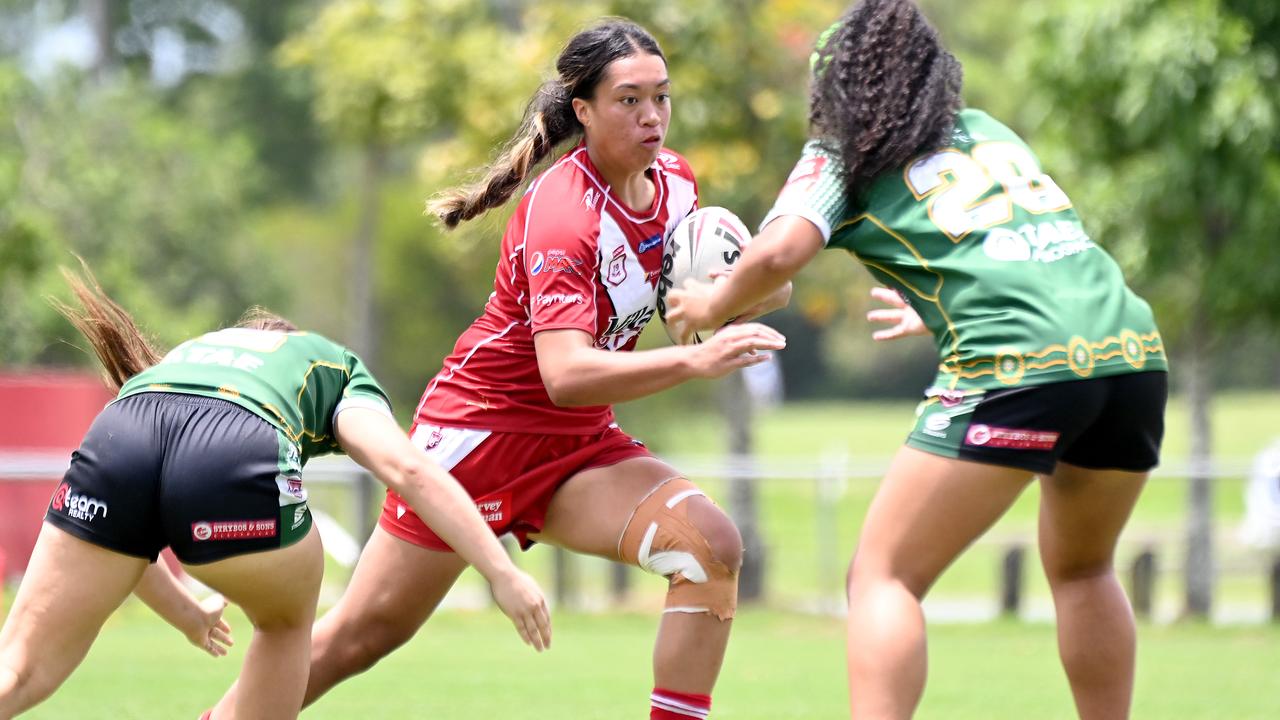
656, 206, 753, 344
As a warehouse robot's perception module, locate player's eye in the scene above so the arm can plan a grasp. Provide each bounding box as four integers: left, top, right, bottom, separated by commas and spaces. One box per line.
656, 93, 670, 104
621, 96, 638, 106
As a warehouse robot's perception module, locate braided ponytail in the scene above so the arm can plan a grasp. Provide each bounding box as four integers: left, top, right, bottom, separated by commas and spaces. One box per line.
427, 18, 666, 230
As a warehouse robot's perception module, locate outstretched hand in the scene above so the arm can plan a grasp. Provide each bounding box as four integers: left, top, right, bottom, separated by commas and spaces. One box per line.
866, 287, 926, 341
690, 322, 787, 378
490, 567, 552, 653
186, 594, 234, 658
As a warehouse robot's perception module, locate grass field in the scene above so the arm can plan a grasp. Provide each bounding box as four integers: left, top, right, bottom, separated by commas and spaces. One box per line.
6, 598, 1278, 720
4, 392, 1277, 717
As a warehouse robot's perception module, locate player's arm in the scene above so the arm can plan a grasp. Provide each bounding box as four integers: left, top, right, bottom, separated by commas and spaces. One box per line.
533, 324, 786, 407
133, 561, 233, 657
665, 216, 824, 342
707, 269, 793, 323
333, 406, 551, 652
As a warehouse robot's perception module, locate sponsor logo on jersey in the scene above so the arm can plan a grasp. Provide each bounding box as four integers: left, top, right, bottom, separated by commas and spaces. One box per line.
638, 234, 663, 253
922, 413, 951, 438
583, 187, 601, 211
50, 482, 109, 522
536, 293, 586, 307
191, 518, 278, 541
287, 477, 304, 498
529, 249, 583, 276
982, 222, 1095, 264
292, 504, 308, 530
606, 246, 628, 286
285, 443, 301, 473
598, 307, 656, 350
475, 492, 511, 525
425, 427, 444, 449
964, 424, 1059, 451
656, 151, 680, 171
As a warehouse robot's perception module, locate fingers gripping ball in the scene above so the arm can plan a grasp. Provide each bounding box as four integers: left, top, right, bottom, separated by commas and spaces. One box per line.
657, 207, 752, 345
617, 477, 739, 621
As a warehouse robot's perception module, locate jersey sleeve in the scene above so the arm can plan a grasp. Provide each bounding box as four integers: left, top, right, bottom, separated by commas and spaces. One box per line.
759, 139, 849, 244
334, 349, 393, 421
523, 192, 601, 336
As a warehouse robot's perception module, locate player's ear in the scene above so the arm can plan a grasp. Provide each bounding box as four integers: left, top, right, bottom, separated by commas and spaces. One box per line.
571, 97, 591, 128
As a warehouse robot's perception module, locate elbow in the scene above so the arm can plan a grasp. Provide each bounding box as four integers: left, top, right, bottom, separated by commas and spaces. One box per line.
379, 455, 425, 497
542, 377, 586, 407
761, 247, 808, 279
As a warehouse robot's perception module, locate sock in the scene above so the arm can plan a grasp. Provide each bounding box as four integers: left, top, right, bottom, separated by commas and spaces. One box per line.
650, 687, 712, 719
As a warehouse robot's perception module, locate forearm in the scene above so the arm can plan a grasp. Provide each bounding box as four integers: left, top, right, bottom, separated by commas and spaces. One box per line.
709, 217, 821, 326
134, 561, 202, 634
541, 343, 699, 407
710, 254, 799, 326
387, 459, 519, 582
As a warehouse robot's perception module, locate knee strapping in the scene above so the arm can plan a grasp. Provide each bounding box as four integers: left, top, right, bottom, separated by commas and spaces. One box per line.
617, 477, 738, 621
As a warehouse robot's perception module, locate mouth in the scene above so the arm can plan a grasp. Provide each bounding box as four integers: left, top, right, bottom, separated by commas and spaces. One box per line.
641, 133, 663, 148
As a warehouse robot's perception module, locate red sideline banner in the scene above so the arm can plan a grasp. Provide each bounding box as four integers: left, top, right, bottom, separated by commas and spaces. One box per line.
0, 372, 112, 584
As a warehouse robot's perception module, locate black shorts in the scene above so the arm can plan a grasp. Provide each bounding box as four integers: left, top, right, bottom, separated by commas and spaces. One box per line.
906, 371, 1167, 475
44, 392, 312, 564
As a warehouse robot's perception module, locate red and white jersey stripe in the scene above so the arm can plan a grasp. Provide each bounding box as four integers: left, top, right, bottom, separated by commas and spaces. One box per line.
415, 143, 699, 434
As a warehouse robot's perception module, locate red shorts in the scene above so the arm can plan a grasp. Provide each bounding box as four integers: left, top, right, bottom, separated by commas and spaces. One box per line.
379, 422, 652, 551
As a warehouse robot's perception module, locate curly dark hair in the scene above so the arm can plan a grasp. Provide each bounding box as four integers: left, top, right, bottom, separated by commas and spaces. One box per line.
810, 0, 964, 200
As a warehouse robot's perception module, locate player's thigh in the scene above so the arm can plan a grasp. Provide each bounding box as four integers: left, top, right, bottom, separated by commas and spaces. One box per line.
532, 455, 695, 559
853, 446, 1033, 596
1037, 463, 1147, 579
183, 525, 324, 629
0, 523, 147, 677
323, 525, 468, 634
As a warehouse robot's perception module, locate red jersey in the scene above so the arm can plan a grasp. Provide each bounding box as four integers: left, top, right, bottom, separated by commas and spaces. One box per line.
414, 144, 699, 434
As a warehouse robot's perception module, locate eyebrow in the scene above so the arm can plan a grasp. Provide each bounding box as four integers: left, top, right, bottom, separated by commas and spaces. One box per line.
614, 79, 671, 91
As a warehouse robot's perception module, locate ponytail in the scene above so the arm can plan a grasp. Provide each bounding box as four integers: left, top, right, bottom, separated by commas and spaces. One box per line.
426, 81, 579, 229
51, 261, 163, 392
427, 18, 666, 230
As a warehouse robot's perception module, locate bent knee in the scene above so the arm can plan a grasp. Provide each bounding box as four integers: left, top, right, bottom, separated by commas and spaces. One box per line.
846, 551, 930, 601
688, 498, 744, 573
1042, 556, 1116, 585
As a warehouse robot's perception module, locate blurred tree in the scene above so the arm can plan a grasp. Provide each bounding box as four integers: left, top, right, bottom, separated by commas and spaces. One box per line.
1022, 0, 1280, 617
0, 64, 285, 365
277, 0, 531, 371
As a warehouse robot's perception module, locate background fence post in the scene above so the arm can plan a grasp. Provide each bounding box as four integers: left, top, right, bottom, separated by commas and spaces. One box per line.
1130, 548, 1157, 619
1270, 556, 1280, 623
1000, 545, 1025, 617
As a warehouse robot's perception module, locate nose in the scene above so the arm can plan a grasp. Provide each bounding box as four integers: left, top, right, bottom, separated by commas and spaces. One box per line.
640, 100, 661, 127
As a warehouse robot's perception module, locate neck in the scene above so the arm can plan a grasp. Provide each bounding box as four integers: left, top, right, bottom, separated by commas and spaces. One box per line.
587, 145, 654, 211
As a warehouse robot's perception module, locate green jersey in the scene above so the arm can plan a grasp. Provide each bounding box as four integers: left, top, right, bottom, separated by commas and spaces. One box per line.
118, 329, 391, 463
763, 108, 1166, 391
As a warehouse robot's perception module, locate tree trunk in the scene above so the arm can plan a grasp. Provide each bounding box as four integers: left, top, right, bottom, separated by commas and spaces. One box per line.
721, 369, 766, 602
1184, 297, 1214, 618
349, 143, 385, 369
83, 0, 114, 81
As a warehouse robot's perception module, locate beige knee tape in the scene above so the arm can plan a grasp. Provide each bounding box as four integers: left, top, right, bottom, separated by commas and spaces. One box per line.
617, 477, 738, 621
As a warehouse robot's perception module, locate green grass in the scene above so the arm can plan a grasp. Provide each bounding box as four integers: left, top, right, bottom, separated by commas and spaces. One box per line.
8, 600, 1279, 720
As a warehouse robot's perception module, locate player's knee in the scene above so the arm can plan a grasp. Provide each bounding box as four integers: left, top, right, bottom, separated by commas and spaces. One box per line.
618, 478, 740, 620
688, 499, 743, 573
317, 606, 415, 676
1042, 552, 1115, 586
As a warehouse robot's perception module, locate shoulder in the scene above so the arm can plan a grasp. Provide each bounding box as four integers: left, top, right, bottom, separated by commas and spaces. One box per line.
953, 108, 1023, 144
520, 149, 604, 242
